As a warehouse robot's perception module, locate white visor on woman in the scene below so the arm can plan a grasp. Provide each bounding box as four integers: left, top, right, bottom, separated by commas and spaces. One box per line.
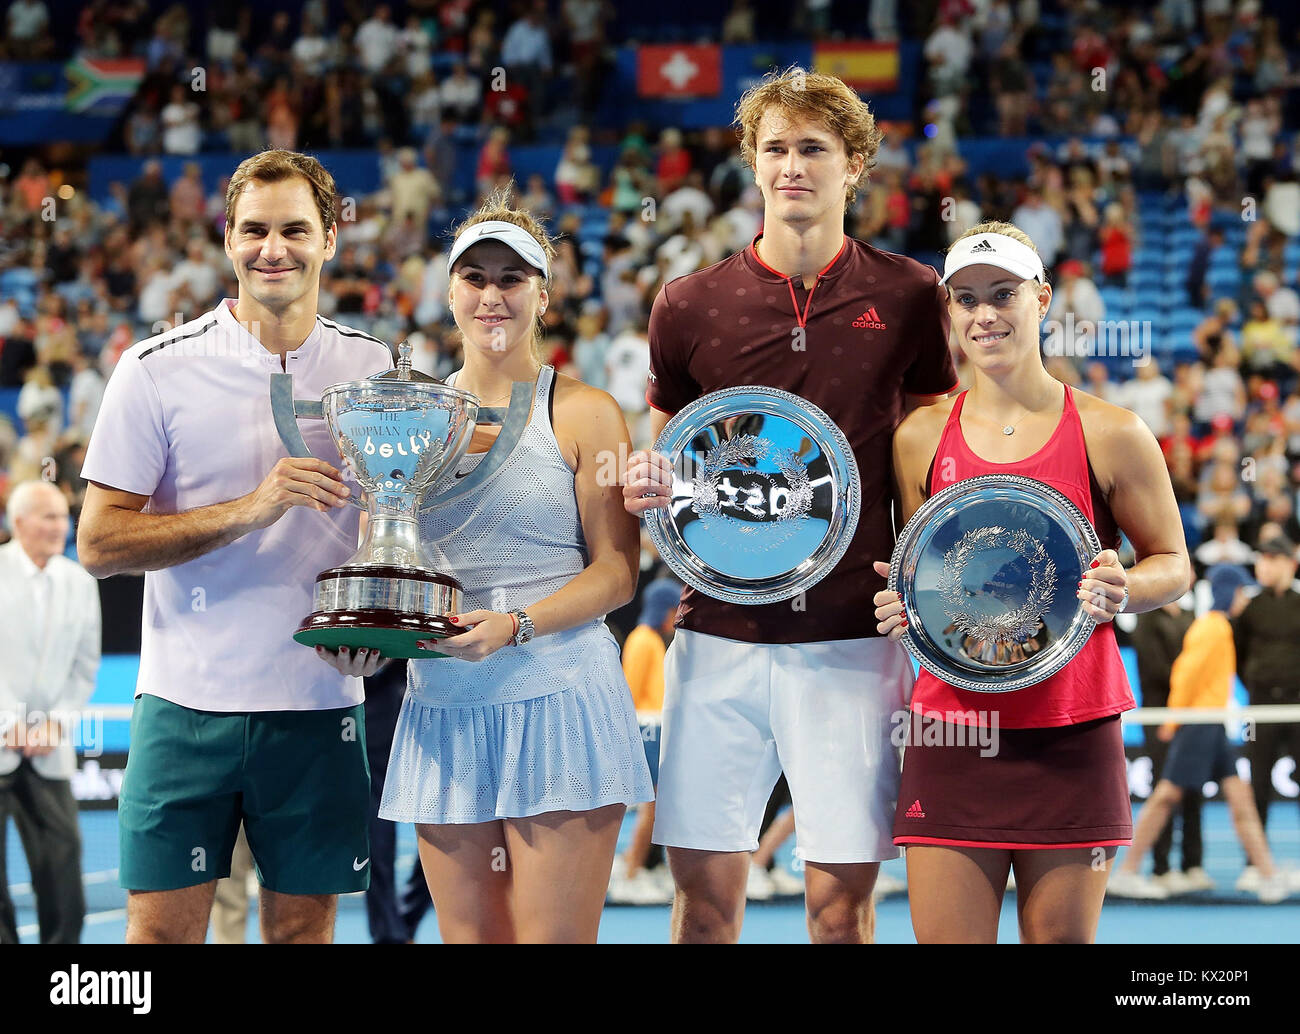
940, 232, 1045, 285
448, 219, 549, 279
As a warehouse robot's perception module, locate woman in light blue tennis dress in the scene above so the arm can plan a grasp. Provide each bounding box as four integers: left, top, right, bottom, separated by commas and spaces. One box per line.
362, 194, 651, 942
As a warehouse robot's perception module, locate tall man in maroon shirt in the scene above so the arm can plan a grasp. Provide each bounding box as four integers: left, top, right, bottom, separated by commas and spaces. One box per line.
624, 69, 958, 943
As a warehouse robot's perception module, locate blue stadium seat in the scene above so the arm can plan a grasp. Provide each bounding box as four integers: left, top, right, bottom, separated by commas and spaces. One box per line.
0, 387, 21, 431
1206, 267, 1241, 289
1130, 309, 1165, 327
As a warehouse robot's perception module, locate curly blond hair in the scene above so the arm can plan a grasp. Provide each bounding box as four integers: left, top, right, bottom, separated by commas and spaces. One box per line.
734, 66, 882, 208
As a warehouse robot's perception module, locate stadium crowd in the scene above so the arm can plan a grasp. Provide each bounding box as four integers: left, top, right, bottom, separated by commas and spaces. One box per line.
1, 0, 1300, 939
0, 0, 1298, 574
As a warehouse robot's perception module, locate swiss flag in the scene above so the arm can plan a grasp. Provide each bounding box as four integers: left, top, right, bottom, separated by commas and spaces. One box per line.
637, 45, 721, 98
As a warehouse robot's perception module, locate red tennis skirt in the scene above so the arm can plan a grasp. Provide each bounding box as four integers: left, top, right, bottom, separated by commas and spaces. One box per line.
893, 712, 1132, 850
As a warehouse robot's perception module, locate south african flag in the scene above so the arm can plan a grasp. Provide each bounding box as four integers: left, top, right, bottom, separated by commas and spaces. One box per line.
64, 57, 145, 116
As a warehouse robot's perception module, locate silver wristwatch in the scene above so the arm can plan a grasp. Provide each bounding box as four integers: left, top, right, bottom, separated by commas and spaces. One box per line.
511, 609, 535, 646
1116, 584, 1130, 614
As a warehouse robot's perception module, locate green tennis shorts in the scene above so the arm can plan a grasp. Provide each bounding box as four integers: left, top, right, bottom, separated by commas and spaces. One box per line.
118, 693, 371, 895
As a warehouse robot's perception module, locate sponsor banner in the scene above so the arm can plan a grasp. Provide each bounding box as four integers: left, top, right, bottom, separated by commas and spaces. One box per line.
70, 748, 1296, 808
0, 59, 143, 116
608, 43, 918, 130
72, 751, 127, 811
0, 58, 144, 144
1124, 748, 1297, 803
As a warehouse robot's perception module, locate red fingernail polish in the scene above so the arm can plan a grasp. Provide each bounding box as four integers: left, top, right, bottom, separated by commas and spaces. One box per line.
1090, 560, 1100, 568
450, 616, 459, 623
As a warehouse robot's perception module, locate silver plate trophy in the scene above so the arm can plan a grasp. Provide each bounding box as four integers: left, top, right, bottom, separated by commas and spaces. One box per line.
645, 386, 860, 605
269, 343, 535, 658
888, 474, 1101, 693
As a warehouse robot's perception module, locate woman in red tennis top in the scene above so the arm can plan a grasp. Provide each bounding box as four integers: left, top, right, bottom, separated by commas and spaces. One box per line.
873, 221, 1191, 943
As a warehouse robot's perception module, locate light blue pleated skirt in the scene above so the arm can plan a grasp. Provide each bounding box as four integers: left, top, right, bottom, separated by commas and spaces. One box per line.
378, 670, 655, 825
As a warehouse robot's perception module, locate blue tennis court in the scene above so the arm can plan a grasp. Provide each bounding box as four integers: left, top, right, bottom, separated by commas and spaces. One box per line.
8, 799, 1298, 943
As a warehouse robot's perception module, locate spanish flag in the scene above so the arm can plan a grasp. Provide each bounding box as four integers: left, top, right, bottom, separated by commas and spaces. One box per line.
813, 42, 899, 93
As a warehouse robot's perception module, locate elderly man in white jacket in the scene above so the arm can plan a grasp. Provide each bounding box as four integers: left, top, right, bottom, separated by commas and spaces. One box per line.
0, 480, 101, 944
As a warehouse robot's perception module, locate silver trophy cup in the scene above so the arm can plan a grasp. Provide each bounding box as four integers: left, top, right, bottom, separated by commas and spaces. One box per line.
270, 343, 542, 657
282, 344, 478, 657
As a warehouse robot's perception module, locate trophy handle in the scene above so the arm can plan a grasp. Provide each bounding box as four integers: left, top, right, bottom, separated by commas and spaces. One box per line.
270, 372, 366, 510
421, 379, 535, 510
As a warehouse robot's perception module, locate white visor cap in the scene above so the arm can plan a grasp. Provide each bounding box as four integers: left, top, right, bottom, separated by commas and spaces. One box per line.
940, 232, 1045, 285
448, 219, 549, 279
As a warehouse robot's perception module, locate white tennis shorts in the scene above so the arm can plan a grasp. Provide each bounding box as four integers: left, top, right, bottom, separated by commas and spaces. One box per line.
652, 629, 913, 864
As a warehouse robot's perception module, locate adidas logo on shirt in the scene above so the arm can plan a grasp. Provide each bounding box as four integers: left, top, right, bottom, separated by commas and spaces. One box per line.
852, 305, 887, 330
970, 238, 997, 252
905, 799, 926, 819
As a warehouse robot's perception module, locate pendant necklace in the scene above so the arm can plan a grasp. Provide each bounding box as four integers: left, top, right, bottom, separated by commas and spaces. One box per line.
998, 384, 1061, 434
1001, 412, 1031, 436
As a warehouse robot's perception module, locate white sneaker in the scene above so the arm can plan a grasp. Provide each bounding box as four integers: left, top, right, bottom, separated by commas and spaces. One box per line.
873, 870, 907, 900
768, 866, 805, 897
746, 862, 775, 901
1154, 870, 1192, 896
604, 861, 631, 902
1235, 866, 1262, 893
647, 863, 676, 898
608, 867, 674, 906
1257, 872, 1289, 904
1181, 867, 1215, 892
1107, 869, 1169, 900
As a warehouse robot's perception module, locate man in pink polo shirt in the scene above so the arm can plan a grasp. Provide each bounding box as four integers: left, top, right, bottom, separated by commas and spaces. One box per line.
79, 151, 392, 944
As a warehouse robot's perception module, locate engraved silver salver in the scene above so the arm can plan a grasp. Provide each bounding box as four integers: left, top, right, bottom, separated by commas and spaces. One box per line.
889, 474, 1101, 692
645, 386, 860, 605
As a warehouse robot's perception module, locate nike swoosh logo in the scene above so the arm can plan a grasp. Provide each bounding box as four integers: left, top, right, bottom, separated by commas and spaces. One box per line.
454, 470, 471, 478
353, 857, 369, 871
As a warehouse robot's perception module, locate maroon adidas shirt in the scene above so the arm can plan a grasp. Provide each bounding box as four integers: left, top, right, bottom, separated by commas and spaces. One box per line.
647, 234, 957, 644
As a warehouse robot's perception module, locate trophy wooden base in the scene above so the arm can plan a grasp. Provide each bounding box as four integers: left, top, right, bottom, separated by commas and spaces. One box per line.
294, 609, 467, 660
